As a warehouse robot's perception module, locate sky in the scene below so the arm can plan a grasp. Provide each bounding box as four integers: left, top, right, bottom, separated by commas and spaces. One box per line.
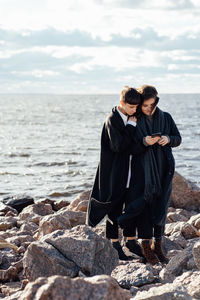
0, 0, 200, 93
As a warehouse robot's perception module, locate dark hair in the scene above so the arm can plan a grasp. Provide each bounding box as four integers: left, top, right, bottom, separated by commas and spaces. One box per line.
120, 86, 141, 105
138, 84, 159, 105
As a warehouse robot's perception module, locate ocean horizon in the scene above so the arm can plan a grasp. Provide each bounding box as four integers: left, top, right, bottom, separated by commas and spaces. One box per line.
0, 93, 199, 202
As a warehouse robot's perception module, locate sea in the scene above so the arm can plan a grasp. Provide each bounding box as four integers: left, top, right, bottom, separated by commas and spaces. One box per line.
0, 94, 199, 203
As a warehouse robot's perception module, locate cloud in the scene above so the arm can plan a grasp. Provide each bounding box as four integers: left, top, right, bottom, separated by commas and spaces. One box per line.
0, 0, 199, 93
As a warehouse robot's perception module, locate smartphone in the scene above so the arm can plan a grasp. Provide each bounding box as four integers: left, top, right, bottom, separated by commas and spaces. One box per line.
151, 132, 162, 138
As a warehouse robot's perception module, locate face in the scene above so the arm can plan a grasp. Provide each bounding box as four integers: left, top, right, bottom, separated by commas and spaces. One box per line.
141, 98, 156, 116
120, 101, 138, 116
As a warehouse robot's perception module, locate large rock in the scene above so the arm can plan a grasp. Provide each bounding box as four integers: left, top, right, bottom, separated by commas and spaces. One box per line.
165, 246, 193, 276
23, 241, 79, 280
67, 190, 90, 212
165, 221, 198, 239
111, 262, 155, 289
193, 241, 200, 270
0, 216, 17, 231
2, 195, 34, 213
24, 225, 118, 281
174, 271, 200, 299
170, 172, 200, 211
188, 213, 200, 229
18, 202, 53, 224
0, 202, 18, 216
37, 209, 86, 238
18, 275, 130, 300
133, 283, 191, 300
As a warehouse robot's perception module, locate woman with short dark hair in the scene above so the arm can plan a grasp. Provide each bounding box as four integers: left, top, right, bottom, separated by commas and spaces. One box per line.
118, 84, 182, 264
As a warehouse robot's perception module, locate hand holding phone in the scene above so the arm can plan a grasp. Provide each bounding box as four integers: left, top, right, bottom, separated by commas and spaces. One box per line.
151, 132, 161, 138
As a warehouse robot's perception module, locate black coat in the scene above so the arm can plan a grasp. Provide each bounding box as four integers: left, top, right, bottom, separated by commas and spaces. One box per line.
118, 107, 182, 227
86, 106, 146, 227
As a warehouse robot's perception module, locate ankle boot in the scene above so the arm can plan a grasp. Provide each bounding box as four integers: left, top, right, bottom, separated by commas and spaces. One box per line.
141, 240, 160, 264
112, 241, 133, 261
125, 239, 144, 258
152, 239, 169, 264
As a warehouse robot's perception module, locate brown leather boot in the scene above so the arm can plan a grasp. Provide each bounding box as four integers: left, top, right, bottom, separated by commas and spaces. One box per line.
152, 239, 169, 264
141, 240, 160, 264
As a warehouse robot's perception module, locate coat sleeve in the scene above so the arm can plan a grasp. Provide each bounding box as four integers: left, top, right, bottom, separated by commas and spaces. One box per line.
166, 113, 182, 148
105, 116, 136, 153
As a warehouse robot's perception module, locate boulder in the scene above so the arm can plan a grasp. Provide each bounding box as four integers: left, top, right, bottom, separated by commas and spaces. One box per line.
168, 232, 187, 249
111, 262, 155, 289
0, 202, 18, 216
133, 283, 191, 300
167, 211, 188, 223
170, 172, 200, 211
24, 225, 118, 281
0, 282, 21, 297
165, 221, 198, 239
0, 216, 17, 231
165, 245, 193, 276
52, 199, 70, 211
193, 241, 200, 270
0, 266, 18, 282
37, 209, 86, 238
18, 202, 53, 224
188, 213, 200, 229
18, 275, 130, 300
174, 270, 200, 299
23, 241, 79, 280
67, 190, 90, 211
2, 195, 34, 213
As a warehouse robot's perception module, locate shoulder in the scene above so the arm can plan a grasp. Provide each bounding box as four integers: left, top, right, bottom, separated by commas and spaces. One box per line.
105, 107, 120, 127
163, 111, 172, 119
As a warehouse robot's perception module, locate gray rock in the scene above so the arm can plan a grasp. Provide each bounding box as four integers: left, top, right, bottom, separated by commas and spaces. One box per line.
18, 275, 130, 300
37, 209, 86, 238
67, 190, 90, 211
24, 225, 118, 281
170, 171, 200, 212
0, 202, 18, 216
111, 262, 155, 289
169, 232, 187, 249
193, 240, 200, 270
133, 283, 192, 300
174, 270, 200, 299
0, 266, 18, 282
23, 241, 79, 281
18, 202, 53, 224
0, 216, 17, 231
41, 225, 118, 276
2, 195, 34, 213
52, 199, 70, 211
165, 246, 193, 276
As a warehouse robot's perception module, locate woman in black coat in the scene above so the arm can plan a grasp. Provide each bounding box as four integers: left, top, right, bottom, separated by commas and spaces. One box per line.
118, 85, 182, 264
86, 87, 147, 260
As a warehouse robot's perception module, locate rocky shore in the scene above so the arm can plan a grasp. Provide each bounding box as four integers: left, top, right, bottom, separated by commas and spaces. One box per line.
0, 171, 200, 299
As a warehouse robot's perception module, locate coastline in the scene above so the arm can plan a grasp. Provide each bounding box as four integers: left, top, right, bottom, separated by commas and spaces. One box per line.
0, 172, 200, 299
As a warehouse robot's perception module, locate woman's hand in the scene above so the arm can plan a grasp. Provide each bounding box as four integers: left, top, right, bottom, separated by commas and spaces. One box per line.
145, 136, 160, 146
157, 135, 169, 146
129, 116, 137, 123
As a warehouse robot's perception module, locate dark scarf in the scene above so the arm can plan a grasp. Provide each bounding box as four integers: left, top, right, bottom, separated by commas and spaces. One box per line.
118, 107, 169, 226
136, 107, 166, 203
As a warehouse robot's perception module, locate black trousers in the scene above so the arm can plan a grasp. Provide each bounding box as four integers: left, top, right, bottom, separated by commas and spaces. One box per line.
106, 189, 137, 239
136, 204, 164, 239
122, 182, 164, 239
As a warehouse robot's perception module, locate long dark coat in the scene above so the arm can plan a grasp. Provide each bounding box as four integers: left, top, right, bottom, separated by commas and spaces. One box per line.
86, 106, 146, 227
118, 107, 182, 227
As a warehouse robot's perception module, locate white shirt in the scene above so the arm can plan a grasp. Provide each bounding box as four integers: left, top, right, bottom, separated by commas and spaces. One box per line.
116, 106, 136, 188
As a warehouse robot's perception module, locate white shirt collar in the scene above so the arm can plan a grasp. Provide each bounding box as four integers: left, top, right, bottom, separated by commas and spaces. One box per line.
117, 106, 128, 125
